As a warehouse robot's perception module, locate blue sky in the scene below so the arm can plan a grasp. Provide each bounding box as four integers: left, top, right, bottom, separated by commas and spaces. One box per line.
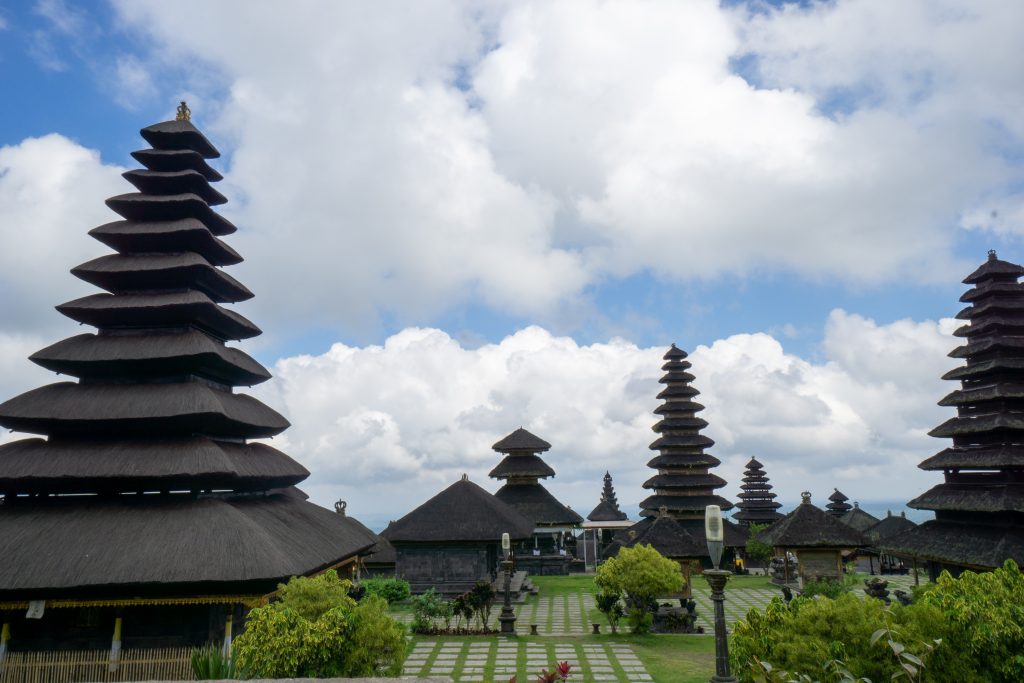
2, 0, 1022, 524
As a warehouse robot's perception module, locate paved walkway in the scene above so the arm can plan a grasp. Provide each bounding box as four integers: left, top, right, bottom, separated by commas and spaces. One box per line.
403, 640, 653, 683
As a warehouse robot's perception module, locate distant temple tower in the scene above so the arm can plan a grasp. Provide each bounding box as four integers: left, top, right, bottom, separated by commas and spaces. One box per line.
640, 345, 733, 520
733, 457, 783, 526
826, 489, 853, 517
588, 471, 628, 522
0, 113, 375, 650
885, 251, 1024, 576
489, 428, 583, 575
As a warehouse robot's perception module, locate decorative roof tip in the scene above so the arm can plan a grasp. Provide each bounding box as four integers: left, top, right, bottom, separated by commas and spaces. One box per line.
334, 500, 347, 517
901, 511, 906, 518
176, 101, 191, 122
853, 501, 860, 508
801, 491, 811, 504
461, 472, 468, 481
887, 509, 892, 517
988, 249, 998, 261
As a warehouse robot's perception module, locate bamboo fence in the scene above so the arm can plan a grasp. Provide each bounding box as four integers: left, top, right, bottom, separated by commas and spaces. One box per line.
0, 647, 193, 682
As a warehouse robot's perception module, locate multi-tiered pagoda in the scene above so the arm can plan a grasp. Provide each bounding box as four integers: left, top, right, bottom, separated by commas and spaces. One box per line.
733, 457, 783, 527
489, 428, 582, 575
826, 489, 853, 517
621, 345, 743, 573
587, 471, 628, 523
0, 110, 376, 651
885, 251, 1024, 577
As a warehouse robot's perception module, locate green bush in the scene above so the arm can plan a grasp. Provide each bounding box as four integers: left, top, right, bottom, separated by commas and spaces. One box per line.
801, 576, 854, 599
190, 642, 239, 680
361, 577, 411, 604
410, 588, 446, 632
595, 544, 683, 635
595, 590, 624, 633
746, 523, 775, 564
233, 569, 405, 678
732, 560, 1024, 683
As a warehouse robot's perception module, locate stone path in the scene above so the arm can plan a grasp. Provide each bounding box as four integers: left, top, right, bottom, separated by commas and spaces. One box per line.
402, 640, 653, 683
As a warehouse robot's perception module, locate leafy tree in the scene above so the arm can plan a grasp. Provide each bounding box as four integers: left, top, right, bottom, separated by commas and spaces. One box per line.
361, 577, 411, 604
595, 590, 624, 634
595, 544, 683, 634
233, 570, 405, 678
410, 588, 446, 632
467, 580, 496, 629
746, 523, 774, 564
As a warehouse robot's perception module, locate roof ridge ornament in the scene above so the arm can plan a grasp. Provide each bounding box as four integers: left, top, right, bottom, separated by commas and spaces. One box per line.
800, 491, 811, 504
988, 249, 998, 261
176, 101, 191, 122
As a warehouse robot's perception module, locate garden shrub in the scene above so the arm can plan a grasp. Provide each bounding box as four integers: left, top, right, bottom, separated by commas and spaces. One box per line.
595, 590, 624, 633
732, 560, 1024, 683
410, 588, 446, 632
361, 577, 411, 604
746, 523, 774, 565
595, 544, 683, 635
233, 570, 405, 678
801, 576, 854, 599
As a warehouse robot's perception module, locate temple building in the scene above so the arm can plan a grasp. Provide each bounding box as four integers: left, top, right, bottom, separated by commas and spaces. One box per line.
826, 489, 853, 517
839, 502, 881, 533
884, 251, 1024, 577
758, 492, 867, 587
489, 428, 583, 575
620, 345, 744, 578
0, 111, 376, 652
580, 472, 632, 569
381, 476, 534, 594
865, 511, 917, 575
733, 457, 783, 527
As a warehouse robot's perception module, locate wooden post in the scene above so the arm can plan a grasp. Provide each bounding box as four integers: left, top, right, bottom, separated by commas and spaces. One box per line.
682, 561, 692, 599
109, 616, 122, 672
222, 611, 234, 658
0, 621, 10, 663
913, 557, 920, 587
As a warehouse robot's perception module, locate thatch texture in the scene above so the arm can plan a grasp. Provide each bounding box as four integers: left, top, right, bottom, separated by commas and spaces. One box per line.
488, 454, 555, 479
72, 253, 252, 302
826, 489, 852, 517
382, 478, 534, 543
31, 331, 271, 386
587, 498, 627, 522
758, 496, 867, 549
0, 437, 307, 494
123, 168, 227, 205
494, 482, 583, 525
0, 381, 289, 438
0, 489, 375, 598
140, 119, 221, 158
839, 505, 881, 533
131, 148, 223, 181
90, 219, 241, 266
880, 519, 1024, 569
492, 427, 551, 452
106, 193, 236, 235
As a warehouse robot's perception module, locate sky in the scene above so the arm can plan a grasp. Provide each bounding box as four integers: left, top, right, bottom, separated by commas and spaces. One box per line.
1, 0, 1023, 530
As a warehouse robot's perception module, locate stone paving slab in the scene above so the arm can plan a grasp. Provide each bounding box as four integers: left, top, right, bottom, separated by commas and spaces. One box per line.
404, 640, 652, 683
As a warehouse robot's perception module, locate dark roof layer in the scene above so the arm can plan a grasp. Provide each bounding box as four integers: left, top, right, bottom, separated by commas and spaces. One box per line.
89, 219, 242, 266
140, 120, 221, 158
495, 482, 584, 525
623, 515, 705, 558
382, 478, 535, 543
72, 253, 252, 302
908, 483, 1024, 513
880, 519, 1024, 569
106, 193, 236, 236
588, 498, 628, 522
488, 454, 555, 479
0, 437, 307, 494
758, 500, 867, 548
839, 506, 881, 533
131, 148, 222, 181
0, 381, 288, 439
492, 428, 551, 453
123, 169, 227, 205
639, 494, 734, 517
30, 331, 271, 386
0, 490, 374, 599
866, 513, 917, 543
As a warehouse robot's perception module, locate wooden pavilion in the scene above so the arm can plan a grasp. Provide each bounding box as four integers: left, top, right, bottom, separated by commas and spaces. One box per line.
381, 476, 534, 594
489, 428, 583, 575
0, 111, 376, 654
758, 492, 868, 588
883, 251, 1024, 578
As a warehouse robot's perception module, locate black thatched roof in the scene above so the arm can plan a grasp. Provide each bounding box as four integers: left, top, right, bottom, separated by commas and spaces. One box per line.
0, 489, 375, 600
492, 428, 551, 453
758, 495, 867, 549
0, 437, 307, 495
495, 482, 583, 525
30, 330, 271, 386
640, 345, 733, 519
826, 488, 852, 517
866, 511, 917, 543
364, 535, 397, 566
588, 472, 627, 521
892, 251, 1024, 570
0, 112, 372, 596
488, 454, 555, 479
622, 515, 705, 558
839, 504, 881, 533
880, 519, 1024, 568
382, 478, 535, 543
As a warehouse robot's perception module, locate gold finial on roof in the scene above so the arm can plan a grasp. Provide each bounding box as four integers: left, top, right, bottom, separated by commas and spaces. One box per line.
176, 101, 191, 122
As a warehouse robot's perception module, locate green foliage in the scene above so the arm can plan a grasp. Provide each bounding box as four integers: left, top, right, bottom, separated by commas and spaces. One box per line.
190, 642, 239, 680
233, 570, 405, 678
627, 606, 654, 634
746, 523, 775, 564
801, 576, 855, 599
595, 590, 624, 634
733, 561, 1024, 683
361, 577, 411, 604
410, 588, 446, 632
596, 544, 682, 636
917, 559, 1024, 682
467, 580, 497, 628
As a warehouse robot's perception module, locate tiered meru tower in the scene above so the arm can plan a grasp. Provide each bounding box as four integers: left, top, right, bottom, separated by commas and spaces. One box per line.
886, 251, 1024, 577
490, 428, 582, 574
826, 489, 852, 517
640, 345, 733, 520
733, 457, 783, 526
0, 111, 375, 650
